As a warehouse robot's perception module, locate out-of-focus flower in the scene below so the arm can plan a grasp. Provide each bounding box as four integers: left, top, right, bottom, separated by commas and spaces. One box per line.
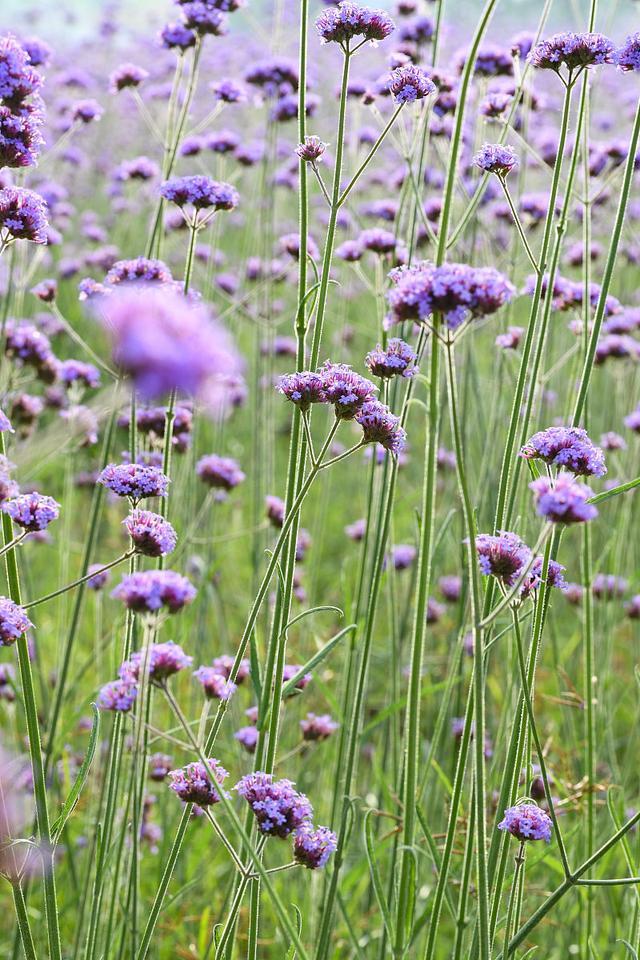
529, 474, 597, 524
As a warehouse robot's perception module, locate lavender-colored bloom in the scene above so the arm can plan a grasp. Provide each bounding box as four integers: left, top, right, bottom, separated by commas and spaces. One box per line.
212, 654, 250, 683
0, 187, 48, 244
112, 570, 197, 614
358, 228, 396, 254
365, 338, 417, 378
106, 257, 173, 286
196, 454, 245, 490
426, 597, 445, 624
321, 362, 377, 419
345, 517, 366, 541
564, 582, 584, 605
300, 713, 339, 741
498, 803, 552, 842
266, 494, 285, 527
294, 823, 337, 869
277, 371, 326, 411
473, 143, 518, 177
168, 759, 228, 806
3, 492, 59, 531
160, 22, 197, 50
97, 463, 169, 501
124, 510, 177, 557
71, 99, 103, 124
529, 474, 597, 524
388, 64, 435, 103
616, 34, 640, 72
356, 399, 407, 454
109, 63, 149, 93
0, 103, 44, 169
245, 58, 299, 97
282, 663, 312, 691
160, 175, 239, 211
0, 35, 42, 106
592, 574, 627, 600
296, 136, 327, 162
193, 666, 237, 700
476, 531, 532, 587
456, 43, 513, 77
180, 3, 227, 35
315, 3, 395, 46
391, 544, 416, 570
625, 595, 640, 619
211, 78, 247, 102
97, 678, 138, 712
235, 725, 259, 753
58, 360, 101, 389
520, 426, 606, 478
0, 410, 13, 433
87, 563, 110, 591
495, 326, 524, 350
122, 641, 193, 683
529, 32, 615, 72
439, 575, 462, 602
235, 772, 312, 837
521, 557, 568, 599
336, 239, 363, 261
5, 322, 52, 370
95, 284, 241, 408
624, 406, 640, 433
149, 753, 173, 780
0, 596, 32, 646
387, 261, 514, 330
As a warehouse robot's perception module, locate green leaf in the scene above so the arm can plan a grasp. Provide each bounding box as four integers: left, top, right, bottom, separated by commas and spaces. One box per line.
280, 624, 356, 699
617, 940, 639, 960
364, 809, 396, 947
280, 605, 344, 637
589, 475, 640, 505
285, 904, 303, 959
51, 702, 100, 843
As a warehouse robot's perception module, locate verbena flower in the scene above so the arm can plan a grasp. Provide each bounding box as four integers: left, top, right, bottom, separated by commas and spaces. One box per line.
160, 175, 239, 212
160, 23, 197, 50
2, 491, 60, 531
97, 678, 138, 712
387, 261, 514, 330
391, 544, 416, 570
111, 570, 197, 614
592, 573, 627, 599
473, 143, 519, 177
149, 753, 172, 780
105, 257, 173, 286
529, 32, 615, 72
193, 666, 237, 700
235, 726, 258, 752
439, 575, 462, 602
196, 454, 245, 490
475, 531, 532, 587
168, 759, 228, 806
123, 510, 177, 557
0, 410, 13, 432
616, 34, 640, 72
0, 35, 43, 106
0, 104, 44, 169
321, 362, 377, 419
235, 772, 313, 837
296, 136, 327, 162
109, 62, 149, 93
58, 360, 101, 389
365, 338, 417, 378
0, 187, 48, 244
294, 823, 338, 869
212, 654, 250, 683
277, 371, 326, 412
495, 326, 524, 350
97, 463, 170, 501
0, 596, 32, 646
122, 641, 193, 682
282, 663, 312, 691
521, 557, 568, 599
529, 474, 597, 524
300, 713, 339, 741
388, 64, 435, 103
315, 2, 395, 47
498, 803, 552, 842
520, 426, 606, 477
356, 399, 406, 454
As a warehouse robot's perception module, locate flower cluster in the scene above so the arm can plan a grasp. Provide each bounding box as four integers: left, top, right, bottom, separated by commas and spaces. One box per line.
388, 64, 435, 103
315, 2, 395, 47
0, 35, 44, 170
473, 143, 519, 177
0, 186, 48, 245
121, 642, 193, 683
235, 771, 312, 837
0, 596, 32, 646
2, 491, 60, 531
498, 803, 553, 843
196, 454, 246, 490
111, 570, 197, 614
529, 32, 615, 72
529, 474, 597, 525
475, 531, 532, 588
168, 759, 229, 806
98, 463, 170, 501
123, 510, 177, 557
520, 426, 606, 477
365, 339, 418, 379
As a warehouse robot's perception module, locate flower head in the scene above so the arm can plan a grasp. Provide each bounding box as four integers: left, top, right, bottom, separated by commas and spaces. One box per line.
520, 426, 606, 477
87, 563, 110, 591
0, 187, 48, 244
320, 362, 377, 419
300, 713, 339, 741
294, 823, 337, 869
388, 64, 435, 103
521, 557, 568, 599
98, 463, 170, 501
196, 454, 245, 490
529, 32, 615, 72
160, 175, 239, 212
235, 772, 313, 837
0, 35, 42, 106
365, 338, 417, 378
0, 596, 32, 646
529, 474, 597, 524
193, 666, 237, 700
498, 803, 552, 842
473, 143, 519, 177
475, 531, 532, 587
356, 399, 407, 454
277, 371, 326, 412
111, 570, 197, 614
315, 2, 395, 46
97, 678, 138, 712
149, 753, 173, 780
616, 34, 640, 72
124, 510, 177, 557
109, 62, 149, 93
169, 759, 228, 806
296, 136, 327, 162
2, 491, 59, 531
122, 641, 193, 682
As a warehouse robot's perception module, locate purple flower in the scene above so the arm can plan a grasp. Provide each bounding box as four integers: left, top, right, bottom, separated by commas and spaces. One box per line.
495, 326, 524, 350
473, 143, 519, 177
0, 35, 42, 106
212, 654, 250, 683
356, 399, 407, 454
521, 557, 568, 599
529, 32, 615, 72
0, 410, 13, 433
149, 753, 172, 780
282, 663, 312, 692
498, 803, 552, 842
193, 666, 237, 700
388, 64, 435, 103
439, 575, 462, 602
0, 103, 44, 169
211, 78, 247, 102
71, 99, 103, 124
180, 3, 228, 35
592, 574, 627, 600
321, 362, 377, 419
391, 544, 417, 570
168, 759, 228, 806
109, 62, 149, 93
2, 492, 60, 531
266, 494, 285, 527
529, 474, 597, 524
87, 563, 110, 591
124, 510, 177, 557
315, 2, 395, 46
97, 463, 170, 501
277, 371, 326, 412
365, 338, 417, 379
345, 518, 366, 541
235, 772, 313, 837
624, 406, 640, 433
122, 641, 193, 682
235, 725, 259, 753
296, 136, 327, 162
456, 43, 513, 77
106, 257, 173, 286
300, 713, 339, 741
520, 426, 606, 477
245, 58, 299, 97
387, 261, 514, 330
95, 285, 242, 409
616, 34, 640, 72
58, 360, 101, 389
0, 596, 32, 646
0, 187, 48, 244
97, 678, 138, 712
160, 23, 197, 50
294, 823, 337, 869
160, 175, 239, 212
475, 531, 532, 587
196, 454, 245, 490
111, 570, 197, 614
626, 595, 640, 619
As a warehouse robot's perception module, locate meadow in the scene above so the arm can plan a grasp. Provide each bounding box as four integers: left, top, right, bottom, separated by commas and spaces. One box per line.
0, 0, 640, 957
